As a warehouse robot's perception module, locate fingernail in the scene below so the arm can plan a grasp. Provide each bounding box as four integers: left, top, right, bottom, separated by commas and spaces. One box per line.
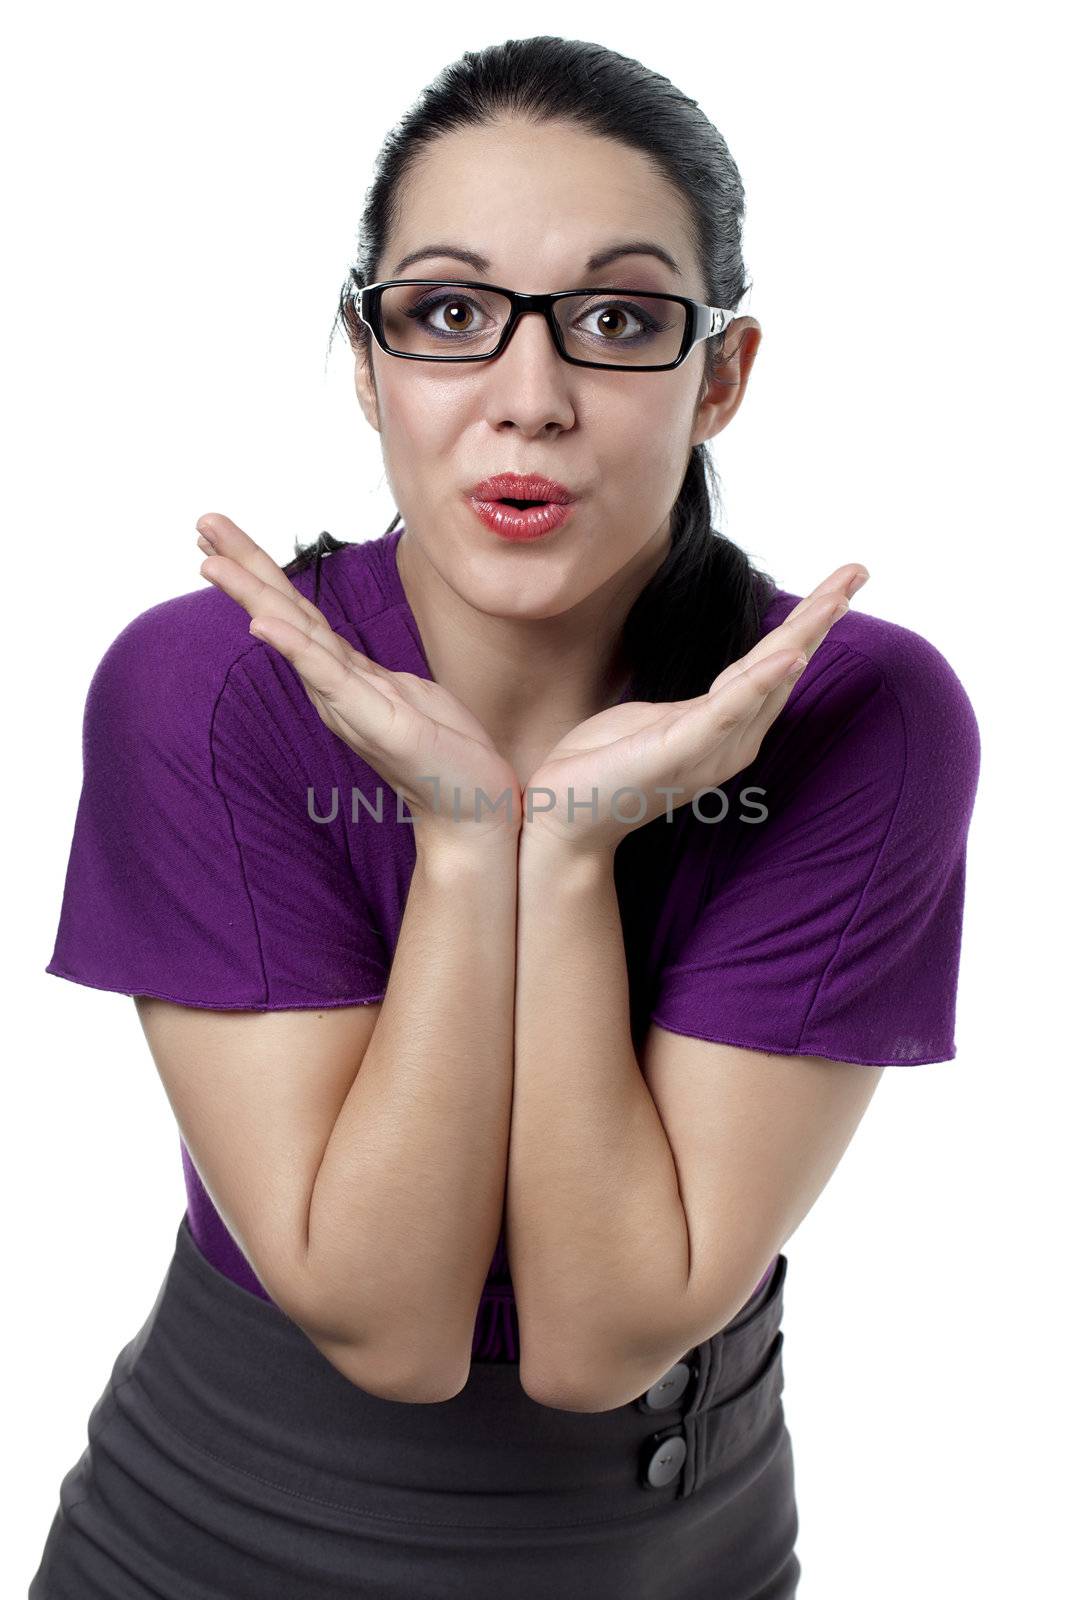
196, 526, 217, 550
846, 569, 869, 598
196, 534, 215, 555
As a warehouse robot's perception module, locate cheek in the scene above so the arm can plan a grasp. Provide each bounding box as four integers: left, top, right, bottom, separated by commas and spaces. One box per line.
376, 385, 458, 474
597, 385, 695, 463
597, 415, 689, 520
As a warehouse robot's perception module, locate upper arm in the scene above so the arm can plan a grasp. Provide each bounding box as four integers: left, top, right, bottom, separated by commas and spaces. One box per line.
648, 628, 981, 1067
134, 996, 382, 1342
630, 620, 978, 1358
46, 592, 391, 1010
641, 1027, 884, 1346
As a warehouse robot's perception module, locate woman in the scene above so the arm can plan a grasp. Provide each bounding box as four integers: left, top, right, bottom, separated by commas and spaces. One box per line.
31, 35, 980, 1600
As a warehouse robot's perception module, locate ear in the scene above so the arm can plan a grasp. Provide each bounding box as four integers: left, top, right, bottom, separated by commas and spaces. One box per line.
353, 342, 381, 435
690, 316, 762, 448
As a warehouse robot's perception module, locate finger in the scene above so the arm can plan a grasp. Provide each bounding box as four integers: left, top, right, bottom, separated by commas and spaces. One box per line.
719, 591, 852, 748
703, 572, 867, 704
197, 515, 393, 682
772, 566, 867, 638
246, 612, 403, 751
708, 589, 849, 697
783, 560, 870, 614
744, 571, 864, 726
800, 563, 868, 608
662, 643, 810, 760
742, 639, 820, 746
197, 514, 336, 633
200, 552, 349, 663
199, 551, 387, 680
715, 642, 818, 757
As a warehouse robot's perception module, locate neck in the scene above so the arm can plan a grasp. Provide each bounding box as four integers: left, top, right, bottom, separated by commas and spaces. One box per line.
394, 524, 666, 751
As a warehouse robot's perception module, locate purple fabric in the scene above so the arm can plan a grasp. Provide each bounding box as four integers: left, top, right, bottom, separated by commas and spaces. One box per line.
46, 526, 980, 1357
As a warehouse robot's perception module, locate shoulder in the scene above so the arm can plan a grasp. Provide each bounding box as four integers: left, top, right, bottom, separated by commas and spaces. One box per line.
91, 583, 259, 711
760, 588, 981, 780
84, 534, 400, 746
82, 585, 277, 790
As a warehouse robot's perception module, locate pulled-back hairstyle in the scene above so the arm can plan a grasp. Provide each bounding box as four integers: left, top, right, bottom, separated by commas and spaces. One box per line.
285, 34, 778, 706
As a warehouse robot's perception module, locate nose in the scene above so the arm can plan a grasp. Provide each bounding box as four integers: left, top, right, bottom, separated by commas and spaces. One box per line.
482, 309, 574, 433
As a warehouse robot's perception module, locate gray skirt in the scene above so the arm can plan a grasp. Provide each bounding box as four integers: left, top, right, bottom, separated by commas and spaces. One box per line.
30, 1214, 800, 1598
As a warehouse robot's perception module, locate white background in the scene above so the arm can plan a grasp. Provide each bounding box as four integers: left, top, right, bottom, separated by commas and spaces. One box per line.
5, 3, 1063, 1594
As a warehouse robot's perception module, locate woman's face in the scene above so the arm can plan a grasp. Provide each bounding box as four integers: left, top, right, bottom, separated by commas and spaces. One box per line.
355, 117, 760, 626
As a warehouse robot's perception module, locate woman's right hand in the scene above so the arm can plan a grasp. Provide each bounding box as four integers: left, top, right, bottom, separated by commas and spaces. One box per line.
195, 514, 522, 850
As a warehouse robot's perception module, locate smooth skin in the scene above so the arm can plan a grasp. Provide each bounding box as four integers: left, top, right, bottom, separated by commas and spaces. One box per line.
138, 114, 882, 1410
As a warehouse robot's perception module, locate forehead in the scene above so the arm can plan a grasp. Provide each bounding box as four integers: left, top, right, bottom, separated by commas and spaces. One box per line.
389, 119, 698, 284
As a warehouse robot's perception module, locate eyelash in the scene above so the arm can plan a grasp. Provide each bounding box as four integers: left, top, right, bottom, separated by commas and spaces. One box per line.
405, 291, 669, 345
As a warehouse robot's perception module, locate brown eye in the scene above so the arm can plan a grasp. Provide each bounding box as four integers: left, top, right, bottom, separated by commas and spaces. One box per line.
595, 307, 628, 339
440, 301, 474, 331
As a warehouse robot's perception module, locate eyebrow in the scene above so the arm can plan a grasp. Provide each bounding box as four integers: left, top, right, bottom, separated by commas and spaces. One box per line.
389, 239, 682, 278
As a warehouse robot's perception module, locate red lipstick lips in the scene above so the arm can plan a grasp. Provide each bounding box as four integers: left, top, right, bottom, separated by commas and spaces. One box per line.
466, 472, 577, 542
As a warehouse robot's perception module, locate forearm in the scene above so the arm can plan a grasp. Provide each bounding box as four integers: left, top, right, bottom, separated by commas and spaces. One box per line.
507, 829, 691, 1394
306, 830, 518, 1378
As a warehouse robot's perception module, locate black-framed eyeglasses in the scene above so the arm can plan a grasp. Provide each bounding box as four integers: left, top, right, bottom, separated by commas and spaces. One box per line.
351, 273, 743, 372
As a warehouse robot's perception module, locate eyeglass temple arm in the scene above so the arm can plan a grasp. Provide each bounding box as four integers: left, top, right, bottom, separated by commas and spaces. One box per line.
695, 306, 739, 340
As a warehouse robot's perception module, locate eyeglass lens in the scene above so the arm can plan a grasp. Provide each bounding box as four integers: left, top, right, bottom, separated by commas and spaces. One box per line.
377, 283, 686, 366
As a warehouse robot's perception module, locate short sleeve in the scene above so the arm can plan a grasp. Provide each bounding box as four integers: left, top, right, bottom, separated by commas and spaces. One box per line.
648, 626, 981, 1066
45, 595, 391, 1010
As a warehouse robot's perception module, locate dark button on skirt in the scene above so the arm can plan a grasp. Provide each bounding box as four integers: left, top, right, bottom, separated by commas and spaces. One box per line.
30, 1214, 800, 1598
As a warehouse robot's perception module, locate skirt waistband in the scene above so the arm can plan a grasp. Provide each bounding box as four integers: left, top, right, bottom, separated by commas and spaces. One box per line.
101, 1213, 789, 1530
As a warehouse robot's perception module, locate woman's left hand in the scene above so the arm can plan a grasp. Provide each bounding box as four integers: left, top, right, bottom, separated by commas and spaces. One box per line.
521, 563, 869, 855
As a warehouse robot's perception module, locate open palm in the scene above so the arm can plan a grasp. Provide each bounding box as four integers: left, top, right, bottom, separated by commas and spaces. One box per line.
523, 565, 868, 853
195, 515, 523, 843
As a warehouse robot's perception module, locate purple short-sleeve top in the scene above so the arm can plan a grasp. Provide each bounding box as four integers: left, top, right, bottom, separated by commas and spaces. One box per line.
45, 526, 981, 1358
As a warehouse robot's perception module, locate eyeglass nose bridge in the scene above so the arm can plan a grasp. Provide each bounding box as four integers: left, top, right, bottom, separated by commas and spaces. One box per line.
490, 288, 599, 365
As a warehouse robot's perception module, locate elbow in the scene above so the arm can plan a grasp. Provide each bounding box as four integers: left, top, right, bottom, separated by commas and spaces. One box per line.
520, 1374, 616, 1414
519, 1347, 662, 1415
517, 1307, 709, 1414
306, 1328, 472, 1404
357, 1349, 472, 1405
519, 1349, 593, 1411
276, 1266, 472, 1405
